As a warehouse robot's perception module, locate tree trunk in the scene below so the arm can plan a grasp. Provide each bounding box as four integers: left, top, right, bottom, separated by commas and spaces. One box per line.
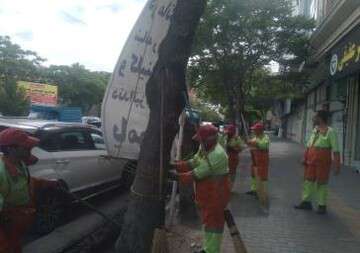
115, 1, 206, 252
235, 97, 241, 131
223, 79, 236, 124
179, 120, 199, 222
235, 82, 246, 135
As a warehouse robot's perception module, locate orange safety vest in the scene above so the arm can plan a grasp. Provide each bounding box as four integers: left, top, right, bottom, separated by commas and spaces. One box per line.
304, 147, 332, 184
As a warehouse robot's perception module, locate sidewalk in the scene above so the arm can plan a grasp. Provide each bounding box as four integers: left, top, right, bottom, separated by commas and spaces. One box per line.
222, 138, 360, 253
170, 138, 360, 253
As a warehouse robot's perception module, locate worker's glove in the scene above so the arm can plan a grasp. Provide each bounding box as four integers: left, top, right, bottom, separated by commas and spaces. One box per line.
178, 171, 193, 185
174, 160, 191, 173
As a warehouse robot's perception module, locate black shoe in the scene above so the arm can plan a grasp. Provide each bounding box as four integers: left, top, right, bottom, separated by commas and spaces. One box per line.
246, 190, 256, 196
294, 201, 313, 210
193, 250, 206, 253
316, 205, 327, 214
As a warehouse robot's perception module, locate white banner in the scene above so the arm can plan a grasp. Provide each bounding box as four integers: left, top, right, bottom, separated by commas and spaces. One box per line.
102, 0, 178, 160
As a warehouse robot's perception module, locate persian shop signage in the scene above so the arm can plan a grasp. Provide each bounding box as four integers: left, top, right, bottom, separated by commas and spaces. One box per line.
330, 25, 360, 79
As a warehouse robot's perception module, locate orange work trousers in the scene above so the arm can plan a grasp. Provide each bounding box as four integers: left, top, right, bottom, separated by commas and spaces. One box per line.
195, 175, 230, 232
252, 150, 269, 180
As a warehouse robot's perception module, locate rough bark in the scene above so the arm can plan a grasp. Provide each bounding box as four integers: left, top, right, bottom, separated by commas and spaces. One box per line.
115, 1, 206, 252
235, 83, 246, 134
179, 120, 198, 222
223, 79, 236, 124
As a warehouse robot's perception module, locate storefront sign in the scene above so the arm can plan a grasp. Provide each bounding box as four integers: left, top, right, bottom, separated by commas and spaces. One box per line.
330, 25, 360, 79
17, 81, 58, 106
101, 0, 178, 160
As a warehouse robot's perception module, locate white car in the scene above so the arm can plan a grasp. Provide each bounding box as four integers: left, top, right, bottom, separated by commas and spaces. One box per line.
0, 119, 136, 233
82, 116, 101, 128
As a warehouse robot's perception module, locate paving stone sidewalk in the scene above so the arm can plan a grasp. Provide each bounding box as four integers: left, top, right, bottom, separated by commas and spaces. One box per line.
220, 138, 360, 253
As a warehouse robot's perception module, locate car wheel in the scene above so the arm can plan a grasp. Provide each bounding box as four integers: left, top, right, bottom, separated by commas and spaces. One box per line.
121, 161, 137, 189
34, 184, 69, 235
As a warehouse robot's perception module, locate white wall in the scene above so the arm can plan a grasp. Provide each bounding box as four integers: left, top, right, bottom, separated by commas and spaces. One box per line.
331, 110, 344, 162
286, 105, 306, 143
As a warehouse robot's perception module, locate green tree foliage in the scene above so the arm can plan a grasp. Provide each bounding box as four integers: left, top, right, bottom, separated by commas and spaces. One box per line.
190, 97, 222, 122
0, 36, 110, 116
0, 36, 44, 115
245, 68, 305, 113
41, 64, 109, 113
0, 81, 30, 116
188, 0, 314, 123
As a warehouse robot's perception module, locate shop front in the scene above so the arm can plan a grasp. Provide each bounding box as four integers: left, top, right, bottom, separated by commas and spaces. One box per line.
329, 25, 360, 167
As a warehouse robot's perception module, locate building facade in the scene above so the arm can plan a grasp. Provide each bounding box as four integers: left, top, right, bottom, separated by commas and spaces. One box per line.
282, 0, 360, 168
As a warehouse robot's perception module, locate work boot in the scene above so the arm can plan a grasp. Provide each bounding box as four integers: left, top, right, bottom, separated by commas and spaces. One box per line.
316, 205, 327, 215
294, 201, 313, 210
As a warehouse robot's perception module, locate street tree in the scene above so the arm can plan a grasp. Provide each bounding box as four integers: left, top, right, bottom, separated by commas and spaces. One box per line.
0, 36, 44, 115
190, 98, 222, 122
188, 0, 314, 124
42, 64, 109, 114
114, 1, 206, 252
245, 67, 306, 114
0, 36, 110, 116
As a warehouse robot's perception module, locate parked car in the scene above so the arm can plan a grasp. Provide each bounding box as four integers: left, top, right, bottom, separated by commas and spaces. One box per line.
0, 118, 136, 234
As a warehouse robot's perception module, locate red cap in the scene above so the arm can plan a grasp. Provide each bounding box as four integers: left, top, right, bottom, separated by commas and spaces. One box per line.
250, 122, 264, 130
0, 128, 39, 149
224, 124, 236, 135
193, 124, 218, 142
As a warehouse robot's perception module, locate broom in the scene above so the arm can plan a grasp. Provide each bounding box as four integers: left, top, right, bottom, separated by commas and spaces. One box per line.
224, 209, 248, 253
151, 77, 169, 253
255, 166, 268, 209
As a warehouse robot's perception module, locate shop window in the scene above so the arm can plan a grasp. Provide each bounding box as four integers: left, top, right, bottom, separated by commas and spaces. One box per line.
307, 92, 315, 108
336, 81, 347, 101
329, 79, 347, 102
354, 75, 360, 161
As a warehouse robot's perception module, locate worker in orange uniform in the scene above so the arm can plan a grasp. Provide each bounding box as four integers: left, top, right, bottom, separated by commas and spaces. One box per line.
0, 128, 60, 253
295, 110, 341, 214
220, 124, 243, 190
246, 122, 270, 197
175, 124, 230, 253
